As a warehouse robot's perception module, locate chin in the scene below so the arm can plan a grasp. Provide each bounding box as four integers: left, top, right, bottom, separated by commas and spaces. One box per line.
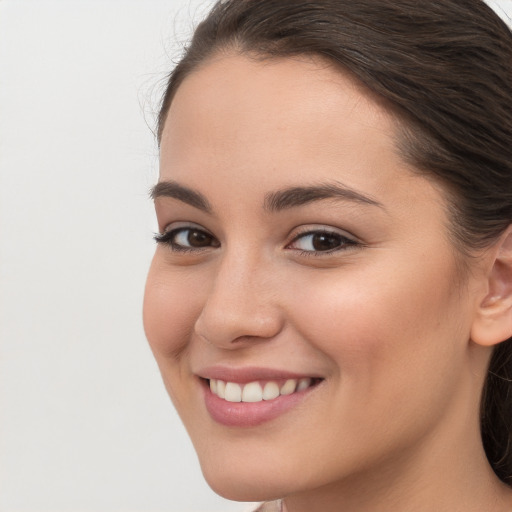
200, 456, 292, 503
205, 475, 285, 503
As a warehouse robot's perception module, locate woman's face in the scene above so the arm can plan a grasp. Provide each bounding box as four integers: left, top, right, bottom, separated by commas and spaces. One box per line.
144, 55, 485, 501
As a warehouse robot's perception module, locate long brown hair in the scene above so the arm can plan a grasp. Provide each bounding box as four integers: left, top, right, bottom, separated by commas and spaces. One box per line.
157, 0, 512, 484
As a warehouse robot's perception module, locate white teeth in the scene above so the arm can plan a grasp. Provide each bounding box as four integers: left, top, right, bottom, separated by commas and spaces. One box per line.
216, 380, 226, 399
297, 378, 311, 391
209, 377, 315, 402
280, 379, 297, 396
262, 381, 280, 400
224, 382, 242, 402
242, 382, 263, 402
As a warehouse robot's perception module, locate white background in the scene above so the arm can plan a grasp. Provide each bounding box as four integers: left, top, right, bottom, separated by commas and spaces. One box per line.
0, 1, 511, 511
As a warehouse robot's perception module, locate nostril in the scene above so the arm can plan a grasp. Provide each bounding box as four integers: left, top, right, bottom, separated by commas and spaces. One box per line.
194, 307, 284, 349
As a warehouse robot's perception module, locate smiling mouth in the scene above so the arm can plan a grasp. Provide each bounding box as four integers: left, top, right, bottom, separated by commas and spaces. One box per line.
207, 377, 322, 403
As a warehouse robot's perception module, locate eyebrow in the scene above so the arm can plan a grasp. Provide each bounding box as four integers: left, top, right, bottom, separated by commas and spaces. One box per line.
150, 181, 212, 213
264, 182, 384, 212
150, 180, 384, 214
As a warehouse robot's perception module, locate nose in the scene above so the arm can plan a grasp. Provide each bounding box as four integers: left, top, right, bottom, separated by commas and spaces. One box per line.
194, 249, 284, 348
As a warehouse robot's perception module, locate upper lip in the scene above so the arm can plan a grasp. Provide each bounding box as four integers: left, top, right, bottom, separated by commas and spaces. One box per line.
196, 365, 323, 384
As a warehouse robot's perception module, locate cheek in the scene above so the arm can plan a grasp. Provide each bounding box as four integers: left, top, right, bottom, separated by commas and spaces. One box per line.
143, 258, 212, 415
285, 255, 467, 397
143, 258, 202, 361
274, 256, 469, 475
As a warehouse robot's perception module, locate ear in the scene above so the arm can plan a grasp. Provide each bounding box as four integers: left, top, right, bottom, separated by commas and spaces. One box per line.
471, 225, 512, 347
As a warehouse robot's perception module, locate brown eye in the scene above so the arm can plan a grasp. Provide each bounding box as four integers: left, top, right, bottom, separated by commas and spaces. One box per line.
172, 228, 219, 249
288, 230, 357, 254
186, 229, 214, 247
310, 233, 342, 251
154, 227, 220, 251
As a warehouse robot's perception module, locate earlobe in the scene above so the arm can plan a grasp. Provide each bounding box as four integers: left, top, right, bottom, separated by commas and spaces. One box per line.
471, 226, 512, 347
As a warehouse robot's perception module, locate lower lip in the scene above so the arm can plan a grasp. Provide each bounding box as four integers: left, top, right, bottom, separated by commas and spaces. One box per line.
202, 380, 318, 427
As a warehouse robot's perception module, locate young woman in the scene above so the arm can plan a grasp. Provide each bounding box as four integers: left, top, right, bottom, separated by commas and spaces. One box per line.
143, 1, 512, 510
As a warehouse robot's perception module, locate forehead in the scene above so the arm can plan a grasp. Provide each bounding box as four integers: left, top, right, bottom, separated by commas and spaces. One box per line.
159, 53, 439, 219
163, 53, 392, 136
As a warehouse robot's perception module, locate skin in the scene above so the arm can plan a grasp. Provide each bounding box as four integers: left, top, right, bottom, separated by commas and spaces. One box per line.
143, 54, 512, 511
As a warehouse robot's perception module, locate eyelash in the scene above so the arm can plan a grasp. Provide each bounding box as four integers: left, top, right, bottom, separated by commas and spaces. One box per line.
153, 227, 219, 253
154, 226, 360, 256
288, 229, 360, 256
